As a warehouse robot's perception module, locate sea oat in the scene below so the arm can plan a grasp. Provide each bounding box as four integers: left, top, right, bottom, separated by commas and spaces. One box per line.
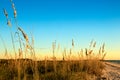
26, 43, 31, 49
89, 50, 93, 54
7, 20, 12, 27
12, 3, 15, 10
14, 9, 17, 18
102, 43, 105, 53
9, 0, 17, 18
3, 8, 8, 19
90, 39, 94, 48
93, 41, 96, 47
85, 48, 88, 56
18, 27, 29, 42
72, 39, 74, 47
102, 53, 107, 60
99, 47, 101, 54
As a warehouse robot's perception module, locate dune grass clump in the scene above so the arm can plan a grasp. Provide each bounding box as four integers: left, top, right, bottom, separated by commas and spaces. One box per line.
0, 0, 107, 80
0, 41, 106, 80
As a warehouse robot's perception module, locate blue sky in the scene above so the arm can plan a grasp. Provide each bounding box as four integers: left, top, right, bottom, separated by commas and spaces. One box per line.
0, 0, 120, 59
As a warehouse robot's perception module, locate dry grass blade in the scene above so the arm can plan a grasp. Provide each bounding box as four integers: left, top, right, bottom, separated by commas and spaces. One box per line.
70, 48, 72, 55
57, 43, 60, 51
0, 35, 8, 57
64, 48, 66, 57
31, 33, 34, 47
99, 47, 101, 55
52, 41, 56, 58
80, 49, 83, 57
18, 27, 29, 42
18, 48, 22, 57
90, 39, 94, 48
85, 48, 88, 56
102, 53, 107, 60
52, 41, 56, 49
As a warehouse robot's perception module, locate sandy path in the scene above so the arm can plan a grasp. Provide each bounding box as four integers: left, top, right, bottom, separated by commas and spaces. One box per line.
102, 62, 120, 80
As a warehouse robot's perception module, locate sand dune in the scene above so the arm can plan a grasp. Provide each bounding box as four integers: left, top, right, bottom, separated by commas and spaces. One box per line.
101, 62, 120, 80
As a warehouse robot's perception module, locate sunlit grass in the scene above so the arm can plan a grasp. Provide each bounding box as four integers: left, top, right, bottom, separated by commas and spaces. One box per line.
0, 0, 107, 80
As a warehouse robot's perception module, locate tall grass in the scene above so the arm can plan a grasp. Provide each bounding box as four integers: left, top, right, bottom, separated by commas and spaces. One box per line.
0, 0, 107, 80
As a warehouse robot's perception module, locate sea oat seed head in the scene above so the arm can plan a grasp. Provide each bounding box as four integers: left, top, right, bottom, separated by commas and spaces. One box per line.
18, 27, 29, 42
90, 40, 94, 47
89, 50, 93, 54
102, 43, 105, 53
102, 43, 105, 50
14, 9, 17, 18
12, 3, 15, 9
7, 20, 12, 27
26, 43, 30, 49
72, 39, 74, 47
24, 34, 29, 42
93, 42, 96, 47
3, 8, 8, 18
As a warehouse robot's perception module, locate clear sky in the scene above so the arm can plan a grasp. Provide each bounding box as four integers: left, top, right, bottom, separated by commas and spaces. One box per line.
0, 0, 120, 60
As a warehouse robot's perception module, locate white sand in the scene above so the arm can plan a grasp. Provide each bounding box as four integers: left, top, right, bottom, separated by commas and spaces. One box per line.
101, 62, 120, 80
